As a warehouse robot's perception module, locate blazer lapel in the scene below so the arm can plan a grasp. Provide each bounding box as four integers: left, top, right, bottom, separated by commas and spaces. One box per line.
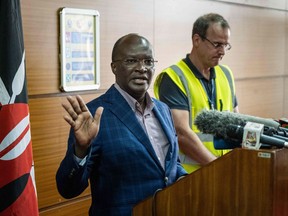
152, 101, 176, 172
104, 86, 162, 168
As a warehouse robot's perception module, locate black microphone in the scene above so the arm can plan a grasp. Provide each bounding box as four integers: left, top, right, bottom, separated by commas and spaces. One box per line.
213, 137, 241, 149
227, 124, 288, 148
264, 126, 288, 141
194, 110, 280, 139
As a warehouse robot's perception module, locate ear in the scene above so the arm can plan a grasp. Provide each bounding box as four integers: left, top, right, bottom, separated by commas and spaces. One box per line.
192, 34, 201, 48
111, 62, 117, 75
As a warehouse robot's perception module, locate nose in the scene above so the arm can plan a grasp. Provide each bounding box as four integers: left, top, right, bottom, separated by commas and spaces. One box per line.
138, 64, 148, 73
136, 60, 149, 72
218, 46, 225, 55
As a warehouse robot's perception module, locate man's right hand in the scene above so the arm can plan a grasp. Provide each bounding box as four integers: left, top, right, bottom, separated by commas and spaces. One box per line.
62, 95, 103, 158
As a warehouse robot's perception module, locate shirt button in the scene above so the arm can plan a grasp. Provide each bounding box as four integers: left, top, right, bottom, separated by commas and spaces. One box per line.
164, 177, 168, 183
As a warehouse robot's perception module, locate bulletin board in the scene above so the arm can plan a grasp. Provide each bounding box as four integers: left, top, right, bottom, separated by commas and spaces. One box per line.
59, 8, 100, 92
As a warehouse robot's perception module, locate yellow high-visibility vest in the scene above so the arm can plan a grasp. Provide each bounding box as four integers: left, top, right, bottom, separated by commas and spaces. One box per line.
154, 60, 236, 173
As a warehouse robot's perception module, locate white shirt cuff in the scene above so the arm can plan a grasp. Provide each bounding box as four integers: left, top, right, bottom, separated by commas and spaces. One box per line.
74, 155, 87, 166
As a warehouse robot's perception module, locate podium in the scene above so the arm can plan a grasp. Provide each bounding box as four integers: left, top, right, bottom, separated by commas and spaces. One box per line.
133, 148, 288, 216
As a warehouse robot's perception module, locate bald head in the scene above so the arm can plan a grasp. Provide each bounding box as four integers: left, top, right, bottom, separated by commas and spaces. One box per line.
111, 33, 152, 62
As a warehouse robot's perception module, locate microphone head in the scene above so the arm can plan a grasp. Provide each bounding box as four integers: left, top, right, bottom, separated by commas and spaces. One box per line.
194, 110, 246, 139
234, 113, 280, 129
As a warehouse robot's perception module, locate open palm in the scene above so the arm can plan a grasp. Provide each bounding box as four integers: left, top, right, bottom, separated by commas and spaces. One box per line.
62, 95, 103, 157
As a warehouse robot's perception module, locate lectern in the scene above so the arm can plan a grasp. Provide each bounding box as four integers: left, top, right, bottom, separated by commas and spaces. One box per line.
133, 148, 288, 216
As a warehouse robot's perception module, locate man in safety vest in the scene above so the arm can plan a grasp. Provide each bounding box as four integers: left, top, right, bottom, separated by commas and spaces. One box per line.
154, 13, 239, 173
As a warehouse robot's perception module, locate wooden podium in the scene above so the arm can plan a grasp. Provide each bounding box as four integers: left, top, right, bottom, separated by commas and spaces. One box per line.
132, 148, 288, 216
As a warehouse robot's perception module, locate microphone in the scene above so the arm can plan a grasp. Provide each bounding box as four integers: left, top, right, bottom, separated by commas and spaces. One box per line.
194, 110, 245, 139
213, 137, 241, 149
194, 109, 280, 139
213, 136, 272, 149
194, 109, 288, 149
227, 124, 288, 148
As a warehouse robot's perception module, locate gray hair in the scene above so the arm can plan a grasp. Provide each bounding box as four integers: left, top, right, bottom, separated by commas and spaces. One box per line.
192, 13, 230, 38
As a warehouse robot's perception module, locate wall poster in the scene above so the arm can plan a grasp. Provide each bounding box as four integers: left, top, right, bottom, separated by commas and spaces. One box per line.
60, 8, 100, 92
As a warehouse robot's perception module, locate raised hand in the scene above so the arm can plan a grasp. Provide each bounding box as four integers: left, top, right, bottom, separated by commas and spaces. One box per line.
62, 95, 103, 158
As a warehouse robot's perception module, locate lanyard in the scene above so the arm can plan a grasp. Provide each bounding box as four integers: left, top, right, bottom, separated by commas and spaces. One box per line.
200, 78, 215, 110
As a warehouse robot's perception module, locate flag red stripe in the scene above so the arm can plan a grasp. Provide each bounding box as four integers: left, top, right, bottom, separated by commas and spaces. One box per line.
0, 123, 29, 158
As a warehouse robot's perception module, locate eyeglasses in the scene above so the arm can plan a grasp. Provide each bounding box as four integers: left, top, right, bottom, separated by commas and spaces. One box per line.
201, 36, 232, 51
113, 58, 158, 68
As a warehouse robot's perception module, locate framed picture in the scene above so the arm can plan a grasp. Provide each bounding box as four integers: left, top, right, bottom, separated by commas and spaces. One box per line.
59, 8, 100, 92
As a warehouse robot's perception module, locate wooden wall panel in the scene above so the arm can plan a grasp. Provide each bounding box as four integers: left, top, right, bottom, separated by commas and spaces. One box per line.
285, 13, 288, 118
235, 78, 284, 118
223, 7, 286, 79
29, 97, 71, 209
214, 0, 287, 10
39, 196, 90, 216
284, 78, 288, 117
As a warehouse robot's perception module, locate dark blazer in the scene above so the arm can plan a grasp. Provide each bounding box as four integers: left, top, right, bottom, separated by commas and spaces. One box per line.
56, 85, 187, 216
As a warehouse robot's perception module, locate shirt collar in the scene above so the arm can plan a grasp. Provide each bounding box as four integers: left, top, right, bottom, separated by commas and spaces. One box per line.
183, 54, 216, 80
114, 83, 154, 112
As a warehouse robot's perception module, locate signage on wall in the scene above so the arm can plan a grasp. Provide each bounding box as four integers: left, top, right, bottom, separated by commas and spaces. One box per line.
59, 8, 100, 92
